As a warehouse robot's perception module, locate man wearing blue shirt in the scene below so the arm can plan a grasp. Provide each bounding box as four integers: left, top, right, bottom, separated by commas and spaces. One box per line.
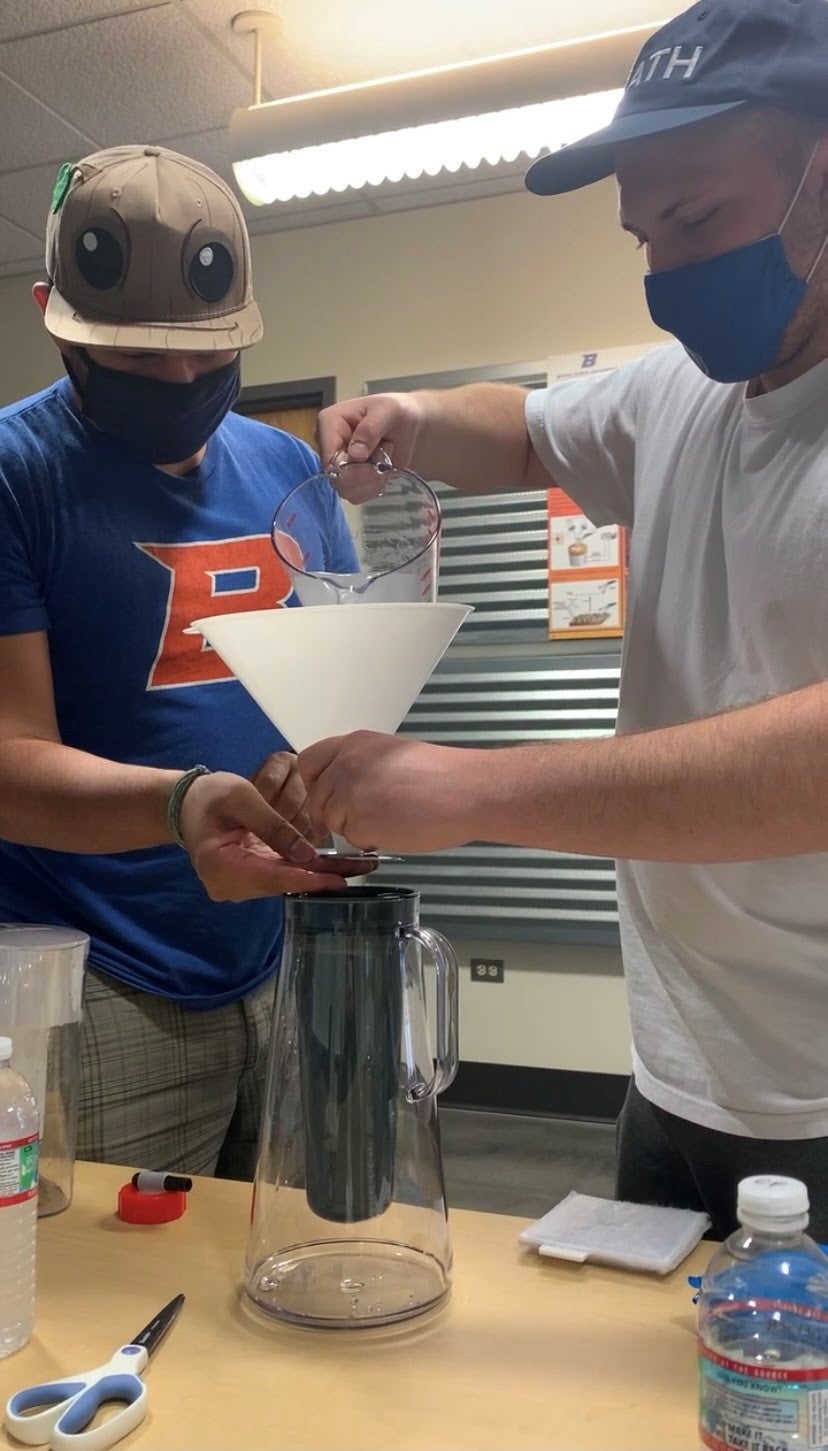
0, 144, 358, 1177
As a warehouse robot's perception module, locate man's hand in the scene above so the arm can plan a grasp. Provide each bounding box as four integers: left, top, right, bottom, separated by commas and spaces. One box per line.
316, 393, 423, 502
179, 768, 353, 902
250, 750, 322, 845
303, 683, 828, 866
299, 732, 484, 854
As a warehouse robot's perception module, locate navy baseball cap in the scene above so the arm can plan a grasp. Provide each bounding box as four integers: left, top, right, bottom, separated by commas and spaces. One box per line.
526, 0, 828, 197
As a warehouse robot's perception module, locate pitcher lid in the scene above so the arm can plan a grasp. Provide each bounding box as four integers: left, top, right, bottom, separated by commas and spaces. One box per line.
285, 885, 420, 929
0, 924, 90, 953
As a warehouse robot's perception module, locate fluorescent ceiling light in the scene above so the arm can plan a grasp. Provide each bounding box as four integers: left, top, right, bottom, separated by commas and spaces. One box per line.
233, 89, 623, 204
229, 22, 664, 207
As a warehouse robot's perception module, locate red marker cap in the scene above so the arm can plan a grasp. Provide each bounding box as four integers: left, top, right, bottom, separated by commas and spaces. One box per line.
117, 1181, 187, 1224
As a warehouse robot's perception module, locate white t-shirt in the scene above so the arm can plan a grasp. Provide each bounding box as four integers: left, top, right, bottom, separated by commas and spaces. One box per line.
526, 344, 828, 1140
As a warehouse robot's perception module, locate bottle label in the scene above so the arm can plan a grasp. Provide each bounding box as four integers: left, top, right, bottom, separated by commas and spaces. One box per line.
700, 1317, 828, 1451
0, 1133, 39, 1207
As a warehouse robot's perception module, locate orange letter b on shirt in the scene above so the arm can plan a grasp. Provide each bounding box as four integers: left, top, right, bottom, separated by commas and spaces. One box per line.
138, 534, 295, 689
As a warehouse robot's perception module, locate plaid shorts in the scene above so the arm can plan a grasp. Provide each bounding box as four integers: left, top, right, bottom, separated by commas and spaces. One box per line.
77, 967, 276, 1180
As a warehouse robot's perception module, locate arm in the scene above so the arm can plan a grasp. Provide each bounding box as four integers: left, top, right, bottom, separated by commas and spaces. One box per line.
317, 361, 641, 524
0, 631, 178, 852
317, 384, 553, 498
409, 385, 550, 495
299, 683, 828, 863
0, 631, 360, 899
477, 683, 828, 862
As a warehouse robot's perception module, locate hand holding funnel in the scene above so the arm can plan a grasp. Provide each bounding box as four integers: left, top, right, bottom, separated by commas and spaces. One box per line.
190, 602, 472, 861
193, 457, 470, 862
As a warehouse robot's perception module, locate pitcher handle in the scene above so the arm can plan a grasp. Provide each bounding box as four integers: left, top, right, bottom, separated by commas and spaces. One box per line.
403, 925, 459, 1096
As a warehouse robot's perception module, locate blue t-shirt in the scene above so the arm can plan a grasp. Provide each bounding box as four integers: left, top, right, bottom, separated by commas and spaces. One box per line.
0, 378, 355, 1007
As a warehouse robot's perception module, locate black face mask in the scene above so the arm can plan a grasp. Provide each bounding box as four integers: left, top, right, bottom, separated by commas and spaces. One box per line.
65, 350, 241, 465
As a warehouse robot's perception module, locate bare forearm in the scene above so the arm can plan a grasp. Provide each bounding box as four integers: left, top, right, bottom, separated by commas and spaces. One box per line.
410, 384, 539, 494
471, 683, 828, 862
0, 738, 181, 853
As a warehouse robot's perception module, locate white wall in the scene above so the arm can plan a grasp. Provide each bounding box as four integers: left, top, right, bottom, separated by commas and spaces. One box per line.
454, 939, 629, 1074
0, 178, 657, 1079
0, 179, 661, 406
246, 179, 661, 401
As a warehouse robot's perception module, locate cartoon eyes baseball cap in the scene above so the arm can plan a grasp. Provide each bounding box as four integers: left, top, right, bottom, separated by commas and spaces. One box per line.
44, 144, 263, 351
526, 0, 828, 197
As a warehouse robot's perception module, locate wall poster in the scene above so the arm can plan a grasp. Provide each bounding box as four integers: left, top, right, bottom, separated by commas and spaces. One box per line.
545, 344, 661, 642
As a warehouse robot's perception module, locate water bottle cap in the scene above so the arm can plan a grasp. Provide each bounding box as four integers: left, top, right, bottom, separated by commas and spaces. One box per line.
738, 1175, 809, 1227
0, 1035, 12, 1061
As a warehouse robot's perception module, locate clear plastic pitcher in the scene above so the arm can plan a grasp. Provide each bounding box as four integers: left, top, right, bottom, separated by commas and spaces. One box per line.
272, 449, 441, 606
0, 926, 89, 1217
244, 887, 458, 1329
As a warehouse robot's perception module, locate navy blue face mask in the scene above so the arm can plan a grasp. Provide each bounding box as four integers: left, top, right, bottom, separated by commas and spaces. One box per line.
66, 351, 241, 465
645, 152, 827, 385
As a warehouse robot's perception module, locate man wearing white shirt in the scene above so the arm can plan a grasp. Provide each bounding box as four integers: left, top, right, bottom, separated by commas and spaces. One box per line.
308, 0, 828, 1238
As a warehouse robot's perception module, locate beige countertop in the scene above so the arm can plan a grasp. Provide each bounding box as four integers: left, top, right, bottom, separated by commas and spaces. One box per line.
0, 1161, 705, 1450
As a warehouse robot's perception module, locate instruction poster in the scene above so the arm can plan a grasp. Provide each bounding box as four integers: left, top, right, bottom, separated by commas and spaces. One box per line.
545, 345, 659, 641
548, 488, 627, 640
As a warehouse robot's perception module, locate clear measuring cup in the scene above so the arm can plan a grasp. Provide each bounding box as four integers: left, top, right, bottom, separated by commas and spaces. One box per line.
0, 926, 89, 1217
272, 448, 441, 606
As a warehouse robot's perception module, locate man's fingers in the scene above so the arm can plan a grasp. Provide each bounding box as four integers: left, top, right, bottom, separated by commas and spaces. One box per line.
251, 753, 291, 796
316, 401, 366, 466
251, 753, 317, 841
298, 737, 361, 839
231, 781, 319, 864
346, 417, 388, 460
242, 864, 347, 896
201, 855, 348, 901
298, 737, 345, 786
306, 766, 343, 839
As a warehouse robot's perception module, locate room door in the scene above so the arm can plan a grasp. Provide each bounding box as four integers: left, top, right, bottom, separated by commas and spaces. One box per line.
235, 379, 336, 452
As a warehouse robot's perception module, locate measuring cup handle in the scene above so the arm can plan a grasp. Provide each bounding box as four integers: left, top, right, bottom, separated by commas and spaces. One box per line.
328, 445, 394, 477
403, 925, 459, 1096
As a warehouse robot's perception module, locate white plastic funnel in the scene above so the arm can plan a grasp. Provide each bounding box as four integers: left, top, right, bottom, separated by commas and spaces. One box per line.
190, 602, 472, 751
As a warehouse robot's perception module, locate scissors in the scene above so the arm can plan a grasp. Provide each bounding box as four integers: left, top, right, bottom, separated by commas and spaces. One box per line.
4, 1293, 184, 1451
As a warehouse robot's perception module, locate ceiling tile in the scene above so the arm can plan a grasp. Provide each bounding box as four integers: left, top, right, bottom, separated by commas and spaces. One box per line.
154, 127, 234, 186
0, 75, 96, 170
184, 0, 666, 95
0, 0, 660, 281
0, 212, 46, 266
0, 161, 63, 241
0, 6, 252, 144
0, 0, 167, 43
181, 0, 294, 98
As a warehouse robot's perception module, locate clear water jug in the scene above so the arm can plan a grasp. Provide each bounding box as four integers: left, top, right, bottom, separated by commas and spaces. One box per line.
244, 887, 458, 1329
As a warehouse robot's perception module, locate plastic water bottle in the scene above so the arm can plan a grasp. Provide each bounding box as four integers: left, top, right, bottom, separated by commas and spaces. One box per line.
698, 1176, 828, 1451
0, 1035, 39, 1357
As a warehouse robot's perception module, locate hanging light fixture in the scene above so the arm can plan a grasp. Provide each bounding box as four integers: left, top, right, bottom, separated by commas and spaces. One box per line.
228, 15, 666, 207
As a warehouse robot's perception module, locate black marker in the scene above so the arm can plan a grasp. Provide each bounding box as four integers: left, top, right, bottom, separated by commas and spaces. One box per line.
131, 1171, 193, 1194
